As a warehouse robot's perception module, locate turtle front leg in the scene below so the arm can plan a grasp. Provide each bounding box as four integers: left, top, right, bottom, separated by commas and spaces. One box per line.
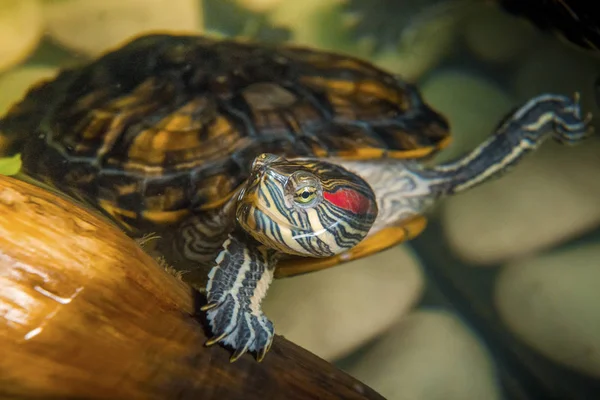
152, 198, 239, 287
202, 231, 279, 362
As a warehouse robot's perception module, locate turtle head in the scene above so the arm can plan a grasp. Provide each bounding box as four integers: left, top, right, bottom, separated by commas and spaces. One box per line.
236, 153, 378, 258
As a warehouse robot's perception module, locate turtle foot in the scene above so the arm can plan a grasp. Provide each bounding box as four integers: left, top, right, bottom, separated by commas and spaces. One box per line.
202, 233, 277, 361
202, 294, 274, 362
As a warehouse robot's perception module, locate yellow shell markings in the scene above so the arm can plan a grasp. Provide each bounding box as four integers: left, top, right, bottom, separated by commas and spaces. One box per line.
0, 34, 453, 256
89, 82, 243, 178
293, 58, 451, 158
118, 103, 255, 215
310, 135, 452, 160
34, 68, 253, 226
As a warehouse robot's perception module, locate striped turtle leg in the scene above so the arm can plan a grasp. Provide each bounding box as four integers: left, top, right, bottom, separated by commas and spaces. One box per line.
423, 93, 593, 194
202, 231, 279, 362
154, 198, 238, 286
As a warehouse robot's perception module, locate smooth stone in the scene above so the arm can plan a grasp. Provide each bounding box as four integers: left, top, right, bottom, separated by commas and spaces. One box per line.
0, 66, 58, 117
346, 309, 501, 400
495, 242, 600, 378
263, 245, 424, 361
420, 70, 516, 163
0, 0, 44, 73
462, 2, 538, 64
441, 138, 600, 266
42, 0, 203, 56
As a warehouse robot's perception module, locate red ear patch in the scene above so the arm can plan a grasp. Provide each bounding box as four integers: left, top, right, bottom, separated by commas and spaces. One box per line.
323, 188, 374, 215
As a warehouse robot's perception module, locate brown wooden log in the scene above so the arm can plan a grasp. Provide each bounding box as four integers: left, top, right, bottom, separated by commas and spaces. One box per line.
0, 175, 385, 400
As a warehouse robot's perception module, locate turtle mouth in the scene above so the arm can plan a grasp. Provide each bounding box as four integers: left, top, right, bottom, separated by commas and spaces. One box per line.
237, 194, 300, 233
236, 172, 309, 234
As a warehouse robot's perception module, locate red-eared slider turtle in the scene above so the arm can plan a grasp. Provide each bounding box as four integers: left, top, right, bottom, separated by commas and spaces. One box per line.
0, 33, 592, 362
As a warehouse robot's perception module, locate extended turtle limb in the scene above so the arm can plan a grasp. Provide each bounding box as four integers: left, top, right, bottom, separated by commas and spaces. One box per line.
423, 93, 593, 195
202, 231, 279, 362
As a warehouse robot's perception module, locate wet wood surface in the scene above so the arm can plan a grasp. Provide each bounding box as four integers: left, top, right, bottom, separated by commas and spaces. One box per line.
0, 175, 385, 400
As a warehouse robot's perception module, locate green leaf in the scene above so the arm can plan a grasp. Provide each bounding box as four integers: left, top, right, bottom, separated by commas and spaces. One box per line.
0, 153, 22, 176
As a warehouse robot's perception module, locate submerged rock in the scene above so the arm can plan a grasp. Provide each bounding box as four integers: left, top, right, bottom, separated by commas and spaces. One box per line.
441, 139, 600, 266
420, 69, 515, 164
263, 245, 425, 361
42, 0, 204, 56
346, 309, 501, 400
0, 0, 44, 73
495, 242, 600, 378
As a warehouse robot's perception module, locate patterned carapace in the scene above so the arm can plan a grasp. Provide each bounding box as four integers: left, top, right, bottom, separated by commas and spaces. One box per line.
0, 33, 449, 235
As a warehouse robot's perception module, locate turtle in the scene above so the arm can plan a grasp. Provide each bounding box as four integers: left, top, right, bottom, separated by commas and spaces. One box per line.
0, 33, 592, 362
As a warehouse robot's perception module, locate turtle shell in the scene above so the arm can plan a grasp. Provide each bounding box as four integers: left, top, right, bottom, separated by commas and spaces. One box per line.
0, 33, 450, 234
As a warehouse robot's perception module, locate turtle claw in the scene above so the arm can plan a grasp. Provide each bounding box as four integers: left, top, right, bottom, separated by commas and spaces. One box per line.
229, 349, 247, 363
200, 302, 219, 311
205, 330, 230, 347
257, 336, 274, 363
204, 293, 275, 362
229, 336, 254, 363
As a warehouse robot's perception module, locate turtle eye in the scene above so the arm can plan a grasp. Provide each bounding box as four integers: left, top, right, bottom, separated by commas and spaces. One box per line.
287, 171, 321, 207
294, 186, 318, 205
